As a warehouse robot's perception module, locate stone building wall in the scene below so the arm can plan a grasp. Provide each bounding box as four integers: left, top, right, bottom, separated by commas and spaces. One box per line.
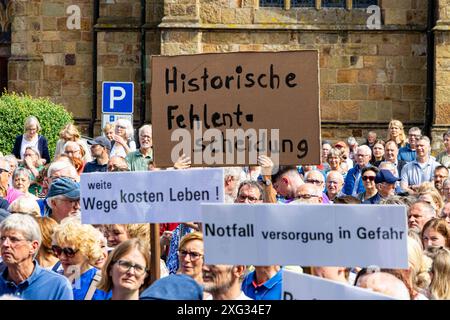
5, 0, 450, 152
160, 0, 430, 145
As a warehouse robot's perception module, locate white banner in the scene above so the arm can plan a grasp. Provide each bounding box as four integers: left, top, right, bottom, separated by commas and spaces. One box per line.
80, 168, 224, 224
282, 270, 395, 300
201, 204, 408, 268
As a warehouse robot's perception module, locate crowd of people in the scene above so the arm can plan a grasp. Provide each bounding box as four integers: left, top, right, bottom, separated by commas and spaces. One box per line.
0, 116, 449, 300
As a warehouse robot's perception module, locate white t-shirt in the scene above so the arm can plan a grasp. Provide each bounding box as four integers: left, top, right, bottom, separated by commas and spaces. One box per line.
20, 135, 39, 160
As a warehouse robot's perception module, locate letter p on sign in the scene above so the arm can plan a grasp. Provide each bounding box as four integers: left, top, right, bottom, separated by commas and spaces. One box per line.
102, 82, 134, 114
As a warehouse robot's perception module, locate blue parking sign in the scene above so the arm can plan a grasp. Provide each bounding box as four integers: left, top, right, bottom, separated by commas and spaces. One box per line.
102, 82, 134, 114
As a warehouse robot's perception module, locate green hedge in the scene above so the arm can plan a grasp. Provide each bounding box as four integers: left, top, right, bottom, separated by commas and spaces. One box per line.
0, 92, 73, 160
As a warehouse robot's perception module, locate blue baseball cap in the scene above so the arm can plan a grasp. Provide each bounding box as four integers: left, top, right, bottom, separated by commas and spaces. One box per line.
47, 177, 80, 200
375, 169, 400, 184
139, 274, 203, 300
87, 136, 111, 151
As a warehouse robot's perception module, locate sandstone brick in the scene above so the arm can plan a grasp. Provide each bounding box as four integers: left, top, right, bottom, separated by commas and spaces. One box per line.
436, 71, 450, 86
62, 80, 81, 96
383, 0, 412, 10
368, 85, 385, 100
393, 69, 426, 84
349, 85, 368, 100
359, 101, 378, 121
392, 101, 411, 121
76, 42, 92, 54
364, 56, 386, 68
60, 31, 81, 42
170, 4, 187, 16
102, 68, 132, 81
344, 44, 377, 56
320, 69, 337, 84
435, 45, 450, 58
235, 8, 253, 24
437, 58, 450, 71
43, 31, 61, 41
376, 101, 393, 121
201, 5, 221, 23
402, 56, 426, 69
221, 8, 236, 24
358, 69, 377, 84
386, 57, 403, 69
254, 9, 296, 24
378, 44, 411, 56
43, 53, 64, 66
42, 3, 65, 17
44, 66, 64, 81
410, 101, 425, 121
63, 66, 85, 81
384, 9, 408, 25
40, 80, 61, 97
337, 69, 358, 84
320, 101, 339, 121
339, 101, 359, 121
99, 55, 118, 67
435, 86, 450, 104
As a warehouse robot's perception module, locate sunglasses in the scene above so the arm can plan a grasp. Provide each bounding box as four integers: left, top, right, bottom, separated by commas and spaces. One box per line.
51, 245, 79, 258
362, 176, 375, 182
0, 168, 8, 174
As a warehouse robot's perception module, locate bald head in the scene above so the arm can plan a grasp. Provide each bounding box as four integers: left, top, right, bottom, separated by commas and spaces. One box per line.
356, 272, 410, 300
293, 183, 322, 204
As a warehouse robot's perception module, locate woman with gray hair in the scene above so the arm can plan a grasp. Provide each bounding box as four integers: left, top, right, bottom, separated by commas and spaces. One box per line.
12, 116, 50, 164
110, 118, 136, 158
0, 214, 73, 299
6, 168, 38, 203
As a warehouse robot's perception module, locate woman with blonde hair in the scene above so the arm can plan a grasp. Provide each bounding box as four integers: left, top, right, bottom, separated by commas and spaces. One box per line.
98, 239, 151, 300
407, 236, 433, 299
417, 183, 445, 214
52, 217, 111, 300
36, 216, 60, 270
177, 231, 204, 285
426, 246, 450, 299
386, 119, 407, 148
55, 123, 91, 162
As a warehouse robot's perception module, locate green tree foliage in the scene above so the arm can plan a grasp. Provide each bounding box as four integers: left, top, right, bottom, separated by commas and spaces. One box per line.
0, 92, 73, 160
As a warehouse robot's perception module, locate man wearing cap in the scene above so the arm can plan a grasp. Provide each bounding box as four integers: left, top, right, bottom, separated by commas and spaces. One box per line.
46, 177, 80, 223
83, 136, 111, 173
139, 274, 203, 300
375, 169, 400, 199
126, 125, 153, 171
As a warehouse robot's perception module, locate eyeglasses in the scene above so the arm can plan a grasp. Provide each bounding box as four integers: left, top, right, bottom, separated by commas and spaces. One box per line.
306, 179, 323, 185
178, 250, 203, 261
26, 127, 37, 132
296, 194, 319, 200
0, 236, 30, 246
327, 180, 340, 185
108, 165, 130, 172
115, 260, 147, 276
51, 245, 79, 258
0, 168, 8, 174
116, 125, 126, 129
65, 150, 80, 155
237, 194, 260, 202
362, 176, 375, 182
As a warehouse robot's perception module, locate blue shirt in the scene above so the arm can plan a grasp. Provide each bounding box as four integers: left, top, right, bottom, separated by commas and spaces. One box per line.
0, 261, 73, 300
83, 159, 108, 173
401, 158, 440, 187
241, 269, 282, 300
398, 144, 416, 162
69, 267, 111, 300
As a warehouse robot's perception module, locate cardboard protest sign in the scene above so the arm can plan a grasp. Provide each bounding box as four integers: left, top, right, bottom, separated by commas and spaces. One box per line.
201, 204, 408, 268
80, 168, 223, 224
282, 270, 395, 300
151, 51, 320, 167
